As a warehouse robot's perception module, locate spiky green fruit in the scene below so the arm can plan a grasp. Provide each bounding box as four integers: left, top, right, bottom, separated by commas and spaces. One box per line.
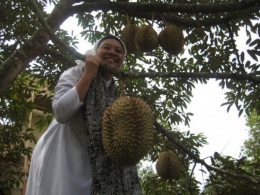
159, 26, 184, 55
156, 151, 181, 180
120, 24, 140, 54
102, 96, 154, 166
135, 25, 158, 52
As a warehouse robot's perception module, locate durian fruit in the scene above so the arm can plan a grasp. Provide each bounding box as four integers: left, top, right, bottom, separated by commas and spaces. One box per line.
158, 25, 184, 56
102, 96, 154, 166
135, 25, 158, 52
120, 24, 140, 54
156, 151, 181, 180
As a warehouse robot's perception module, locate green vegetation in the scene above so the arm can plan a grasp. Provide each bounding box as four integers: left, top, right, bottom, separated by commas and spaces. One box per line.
0, 0, 259, 194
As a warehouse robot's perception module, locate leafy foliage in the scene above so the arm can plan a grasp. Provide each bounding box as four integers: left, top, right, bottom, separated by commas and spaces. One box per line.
139, 164, 201, 195
0, 0, 260, 194
0, 74, 38, 194
139, 129, 206, 194
202, 111, 260, 194
202, 153, 260, 195
243, 110, 260, 160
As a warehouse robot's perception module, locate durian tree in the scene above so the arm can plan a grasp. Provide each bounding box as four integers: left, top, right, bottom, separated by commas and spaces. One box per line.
1, 0, 260, 194
243, 110, 260, 160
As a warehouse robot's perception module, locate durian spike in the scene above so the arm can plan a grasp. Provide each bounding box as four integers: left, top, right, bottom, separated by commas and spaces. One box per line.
119, 78, 126, 97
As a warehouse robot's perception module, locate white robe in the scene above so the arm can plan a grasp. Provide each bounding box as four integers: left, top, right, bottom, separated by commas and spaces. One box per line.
26, 66, 108, 195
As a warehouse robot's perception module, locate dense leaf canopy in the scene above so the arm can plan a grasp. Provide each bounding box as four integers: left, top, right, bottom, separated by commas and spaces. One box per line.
0, 0, 259, 194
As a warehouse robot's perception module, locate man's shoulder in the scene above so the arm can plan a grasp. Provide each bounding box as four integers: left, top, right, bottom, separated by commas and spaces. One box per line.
61, 65, 83, 77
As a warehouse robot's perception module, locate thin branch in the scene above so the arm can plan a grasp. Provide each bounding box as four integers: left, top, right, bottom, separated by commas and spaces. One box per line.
43, 46, 77, 68
190, 162, 197, 195
99, 63, 260, 84
154, 121, 259, 184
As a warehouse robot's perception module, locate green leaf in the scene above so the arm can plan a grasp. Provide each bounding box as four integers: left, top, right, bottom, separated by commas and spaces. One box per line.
247, 50, 258, 61
238, 109, 244, 117
240, 51, 245, 63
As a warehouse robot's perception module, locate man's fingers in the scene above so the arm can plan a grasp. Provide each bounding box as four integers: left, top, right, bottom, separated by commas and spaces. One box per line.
85, 55, 102, 66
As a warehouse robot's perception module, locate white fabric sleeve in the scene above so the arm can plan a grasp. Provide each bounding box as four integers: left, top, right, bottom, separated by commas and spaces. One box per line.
52, 68, 83, 124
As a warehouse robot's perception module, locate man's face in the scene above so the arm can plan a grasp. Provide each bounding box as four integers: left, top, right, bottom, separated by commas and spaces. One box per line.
96, 38, 124, 69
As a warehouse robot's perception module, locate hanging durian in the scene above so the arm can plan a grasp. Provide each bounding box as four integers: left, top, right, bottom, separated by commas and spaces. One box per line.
120, 13, 139, 54
102, 96, 154, 166
120, 24, 140, 54
156, 151, 181, 180
135, 25, 158, 52
135, 12, 158, 52
158, 25, 184, 56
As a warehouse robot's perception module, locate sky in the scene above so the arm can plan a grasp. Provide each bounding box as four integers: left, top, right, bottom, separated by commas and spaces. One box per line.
185, 80, 247, 159
181, 80, 248, 187
55, 7, 250, 187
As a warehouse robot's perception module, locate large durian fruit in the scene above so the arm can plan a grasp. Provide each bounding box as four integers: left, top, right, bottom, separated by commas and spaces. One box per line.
120, 24, 140, 54
156, 151, 181, 180
102, 96, 154, 166
135, 25, 158, 52
158, 25, 184, 56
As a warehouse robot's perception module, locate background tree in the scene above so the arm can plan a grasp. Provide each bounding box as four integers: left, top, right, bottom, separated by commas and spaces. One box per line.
0, 0, 259, 194
201, 111, 260, 195
243, 110, 260, 161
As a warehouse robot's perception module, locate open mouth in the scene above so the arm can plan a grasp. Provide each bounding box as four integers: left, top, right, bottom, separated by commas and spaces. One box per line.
105, 57, 116, 63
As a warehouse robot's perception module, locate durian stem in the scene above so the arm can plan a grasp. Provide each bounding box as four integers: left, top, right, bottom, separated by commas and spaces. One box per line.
151, 12, 154, 26
160, 14, 168, 28
126, 12, 130, 25
119, 78, 126, 97
162, 136, 167, 152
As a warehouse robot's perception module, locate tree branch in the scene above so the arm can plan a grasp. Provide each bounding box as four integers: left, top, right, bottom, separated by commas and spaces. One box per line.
70, 1, 259, 27
154, 121, 259, 184
133, 7, 259, 28
0, 0, 78, 94
71, 1, 259, 14
99, 63, 260, 84
43, 46, 77, 68
29, 0, 85, 61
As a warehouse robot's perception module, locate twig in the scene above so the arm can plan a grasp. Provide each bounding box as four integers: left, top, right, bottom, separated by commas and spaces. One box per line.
190, 162, 197, 195
43, 46, 77, 68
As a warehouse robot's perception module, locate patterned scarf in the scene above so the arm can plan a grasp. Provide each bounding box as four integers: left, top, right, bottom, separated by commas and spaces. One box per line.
82, 73, 142, 195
